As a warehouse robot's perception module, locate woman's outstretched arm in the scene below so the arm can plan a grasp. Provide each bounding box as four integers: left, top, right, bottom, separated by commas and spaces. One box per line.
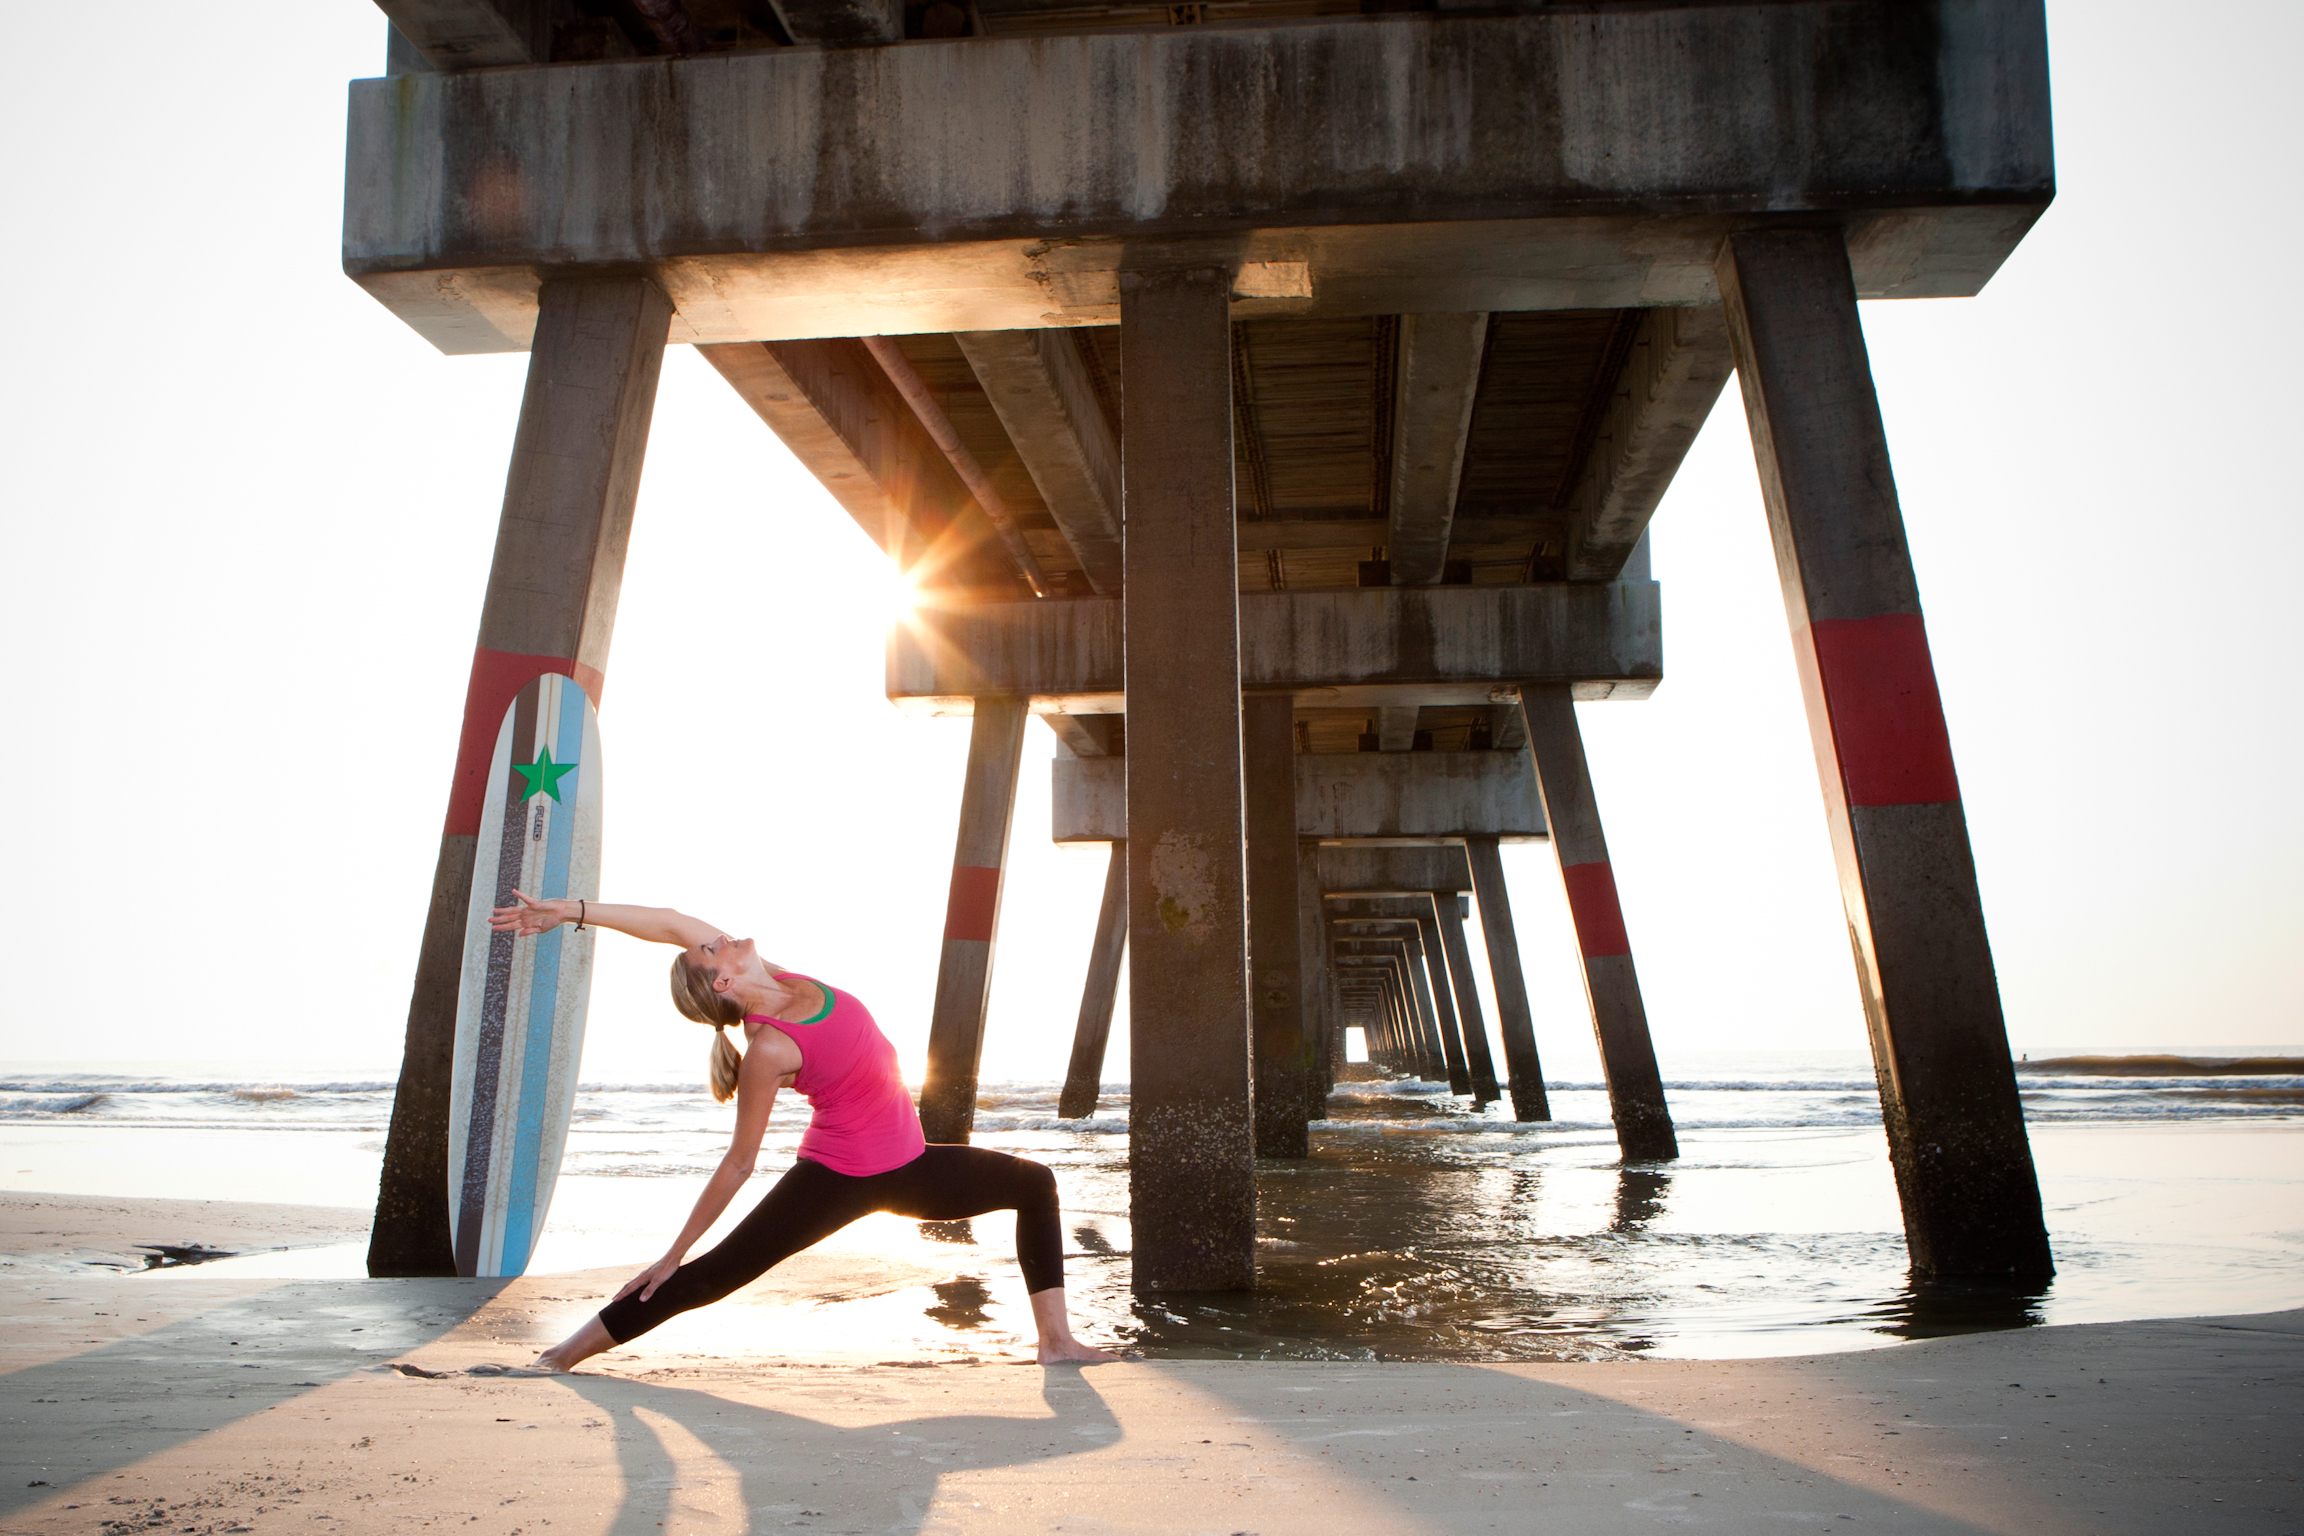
613, 1024, 797, 1303
491, 892, 721, 949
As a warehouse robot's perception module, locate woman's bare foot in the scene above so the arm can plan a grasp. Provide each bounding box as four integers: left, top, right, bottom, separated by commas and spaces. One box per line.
1036, 1337, 1120, 1365
532, 1315, 615, 1373
1027, 1286, 1118, 1364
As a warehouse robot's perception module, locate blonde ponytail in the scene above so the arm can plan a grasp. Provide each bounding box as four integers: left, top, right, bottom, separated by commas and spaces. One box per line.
707, 1025, 743, 1104
669, 951, 748, 1101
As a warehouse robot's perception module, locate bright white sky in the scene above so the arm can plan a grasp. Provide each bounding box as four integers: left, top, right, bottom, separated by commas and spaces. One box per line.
1, 1, 2297, 1089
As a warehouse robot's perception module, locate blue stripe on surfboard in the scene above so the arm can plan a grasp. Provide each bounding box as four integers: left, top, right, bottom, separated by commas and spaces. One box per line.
499, 678, 585, 1272
460, 691, 535, 1276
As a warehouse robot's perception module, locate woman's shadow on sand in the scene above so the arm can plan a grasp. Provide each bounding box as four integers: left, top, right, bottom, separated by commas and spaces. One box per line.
563, 1366, 1120, 1536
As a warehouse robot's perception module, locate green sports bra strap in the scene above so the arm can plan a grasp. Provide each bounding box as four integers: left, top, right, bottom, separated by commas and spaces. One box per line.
773, 974, 837, 1025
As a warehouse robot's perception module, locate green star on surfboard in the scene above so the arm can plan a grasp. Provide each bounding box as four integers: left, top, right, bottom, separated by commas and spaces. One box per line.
513, 747, 578, 803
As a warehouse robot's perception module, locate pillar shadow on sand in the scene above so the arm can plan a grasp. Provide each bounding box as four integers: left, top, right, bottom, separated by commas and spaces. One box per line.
0, 1278, 503, 1514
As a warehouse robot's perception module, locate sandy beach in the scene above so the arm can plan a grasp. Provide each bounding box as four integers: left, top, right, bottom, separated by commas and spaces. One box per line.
4, 1194, 2298, 1536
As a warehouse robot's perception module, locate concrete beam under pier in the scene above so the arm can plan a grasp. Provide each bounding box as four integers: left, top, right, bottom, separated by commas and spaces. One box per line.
1385, 313, 1486, 587
699, 340, 1022, 596
1052, 748, 1546, 848
376, 0, 548, 71
954, 329, 1123, 595
1312, 844, 1472, 898
345, 2, 2051, 352
889, 583, 1661, 717
1560, 308, 1737, 582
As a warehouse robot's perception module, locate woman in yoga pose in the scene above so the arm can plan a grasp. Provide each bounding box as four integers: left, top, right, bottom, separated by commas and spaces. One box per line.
487, 894, 1114, 1369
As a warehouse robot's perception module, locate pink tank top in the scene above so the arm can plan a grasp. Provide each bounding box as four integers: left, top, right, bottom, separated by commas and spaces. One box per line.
746, 977, 926, 1177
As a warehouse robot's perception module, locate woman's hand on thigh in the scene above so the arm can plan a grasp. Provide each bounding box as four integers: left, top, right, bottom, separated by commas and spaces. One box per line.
615, 1256, 683, 1303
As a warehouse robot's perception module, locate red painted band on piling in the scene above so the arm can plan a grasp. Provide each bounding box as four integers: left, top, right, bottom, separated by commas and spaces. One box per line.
444, 648, 606, 837
944, 865, 1003, 942
1560, 861, 1632, 958
1804, 614, 1961, 807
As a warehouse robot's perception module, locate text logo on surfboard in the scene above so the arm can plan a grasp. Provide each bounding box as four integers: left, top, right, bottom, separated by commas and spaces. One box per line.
449, 673, 603, 1279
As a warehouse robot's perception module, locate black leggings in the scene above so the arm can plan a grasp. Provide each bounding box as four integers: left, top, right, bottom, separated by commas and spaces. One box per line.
598, 1145, 1065, 1345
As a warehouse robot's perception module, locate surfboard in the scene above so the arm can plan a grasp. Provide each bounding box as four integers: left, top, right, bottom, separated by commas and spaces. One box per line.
448, 672, 603, 1279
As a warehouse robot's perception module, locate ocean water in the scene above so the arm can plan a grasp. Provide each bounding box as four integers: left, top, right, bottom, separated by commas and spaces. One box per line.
3, 1053, 2300, 1362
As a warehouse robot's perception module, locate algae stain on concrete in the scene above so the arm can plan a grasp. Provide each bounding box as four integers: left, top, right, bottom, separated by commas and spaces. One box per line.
1148, 832, 1218, 945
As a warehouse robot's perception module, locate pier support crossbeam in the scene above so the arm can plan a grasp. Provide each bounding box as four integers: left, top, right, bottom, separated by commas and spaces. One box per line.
1717, 226, 2051, 1281
369, 274, 672, 1278
1122, 267, 1256, 1292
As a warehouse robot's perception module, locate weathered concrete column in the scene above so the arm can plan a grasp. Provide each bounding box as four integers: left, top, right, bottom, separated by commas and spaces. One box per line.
1717, 226, 2052, 1280
1245, 695, 1310, 1158
1414, 908, 1475, 1095
1521, 687, 1677, 1161
369, 275, 672, 1278
1463, 835, 1552, 1122
1058, 840, 1128, 1119
918, 696, 1030, 1143
1364, 940, 1444, 1083
1393, 968, 1423, 1074
1347, 957, 1404, 1070
1381, 972, 1409, 1070
1299, 843, 1340, 1107
1404, 927, 1463, 1089
1436, 894, 1503, 1104
1122, 266, 1255, 1292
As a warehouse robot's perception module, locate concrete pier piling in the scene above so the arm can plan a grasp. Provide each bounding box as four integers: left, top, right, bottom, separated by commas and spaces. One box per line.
1120, 267, 1256, 1292
1463, 836, 1552, 1124
1298, 841, 1340, 1108
369, 275, 672, 1278
1437, 895, 1504, 1104
1332, 905, 1474, 1096
1340, 949, 1419, 1076
1401, 927, 1461, 1089
1245, 694, 1311, 1157
353, 0, 2057, 1288
1057, 841, 1127, 1120
917, 695, 1028, 1144
1414, 907, 1476, 1096
1375, 946, 1434, 1081
1520, 687, 1676, 1162
1717, 226, 2053, 1281
1406, 946, 1447, 1084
